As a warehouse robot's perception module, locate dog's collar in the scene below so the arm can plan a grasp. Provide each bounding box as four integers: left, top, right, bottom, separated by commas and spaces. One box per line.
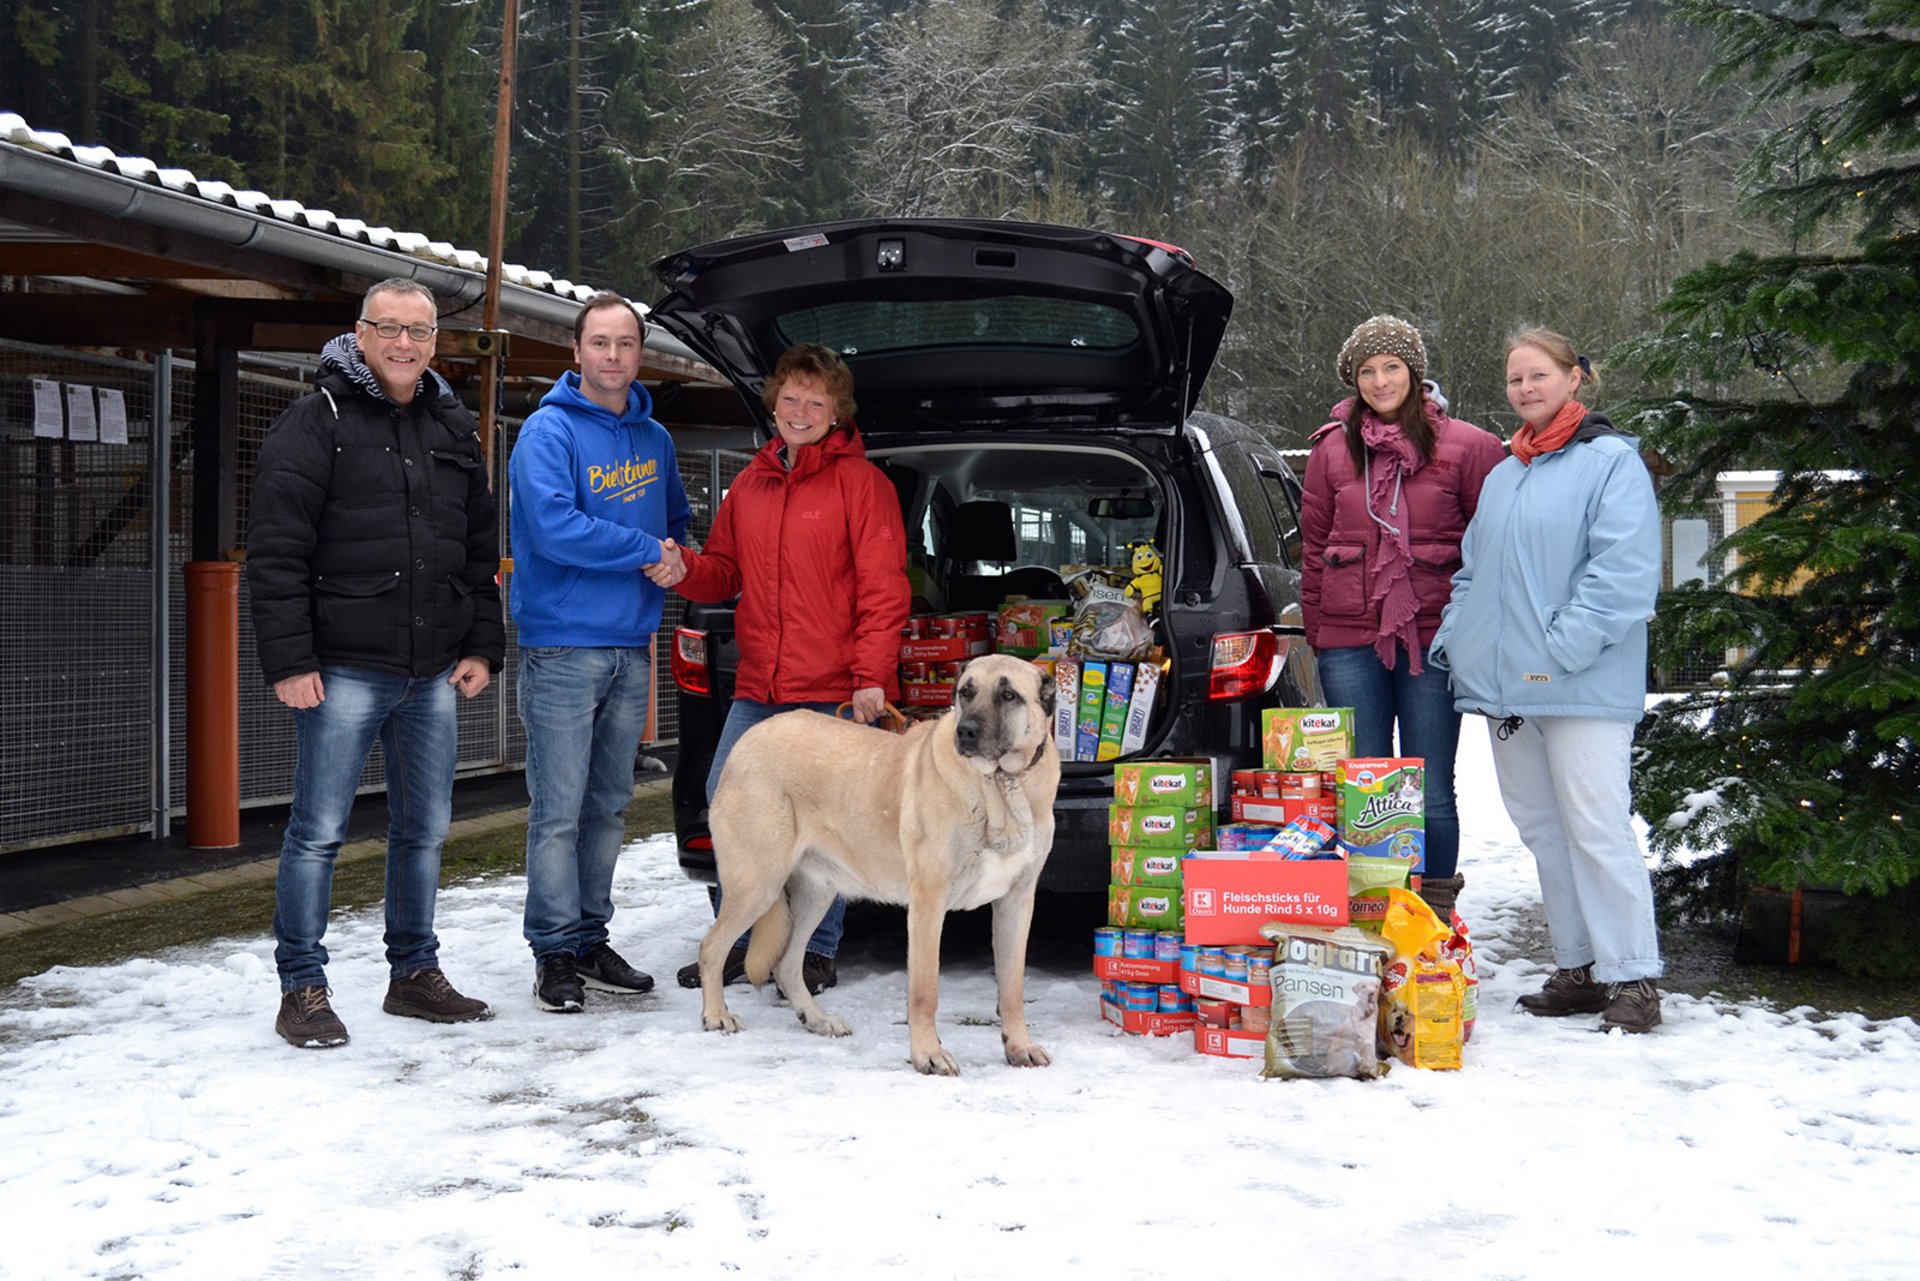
993, 739, 1048, 780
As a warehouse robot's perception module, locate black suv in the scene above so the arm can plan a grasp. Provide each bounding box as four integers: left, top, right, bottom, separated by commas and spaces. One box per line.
649, 219, 1320, 892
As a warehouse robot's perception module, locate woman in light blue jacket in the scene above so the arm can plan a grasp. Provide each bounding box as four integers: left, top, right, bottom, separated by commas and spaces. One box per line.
1429, 327, 1664, 1033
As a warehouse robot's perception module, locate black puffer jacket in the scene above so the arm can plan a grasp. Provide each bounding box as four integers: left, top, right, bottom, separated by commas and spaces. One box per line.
248, 351, 505, 685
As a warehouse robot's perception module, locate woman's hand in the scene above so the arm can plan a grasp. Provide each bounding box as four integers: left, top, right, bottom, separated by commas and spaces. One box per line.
850, 685, 887, 724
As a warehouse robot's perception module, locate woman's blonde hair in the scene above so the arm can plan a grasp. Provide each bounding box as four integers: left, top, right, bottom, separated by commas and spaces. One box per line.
1506, 326, 1600, 400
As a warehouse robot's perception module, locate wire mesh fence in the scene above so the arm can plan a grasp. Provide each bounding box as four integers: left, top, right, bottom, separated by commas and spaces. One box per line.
1, 338, 730, 854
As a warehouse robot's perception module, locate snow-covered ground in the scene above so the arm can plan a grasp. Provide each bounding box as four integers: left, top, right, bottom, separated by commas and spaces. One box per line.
2, 724, 1916, 1279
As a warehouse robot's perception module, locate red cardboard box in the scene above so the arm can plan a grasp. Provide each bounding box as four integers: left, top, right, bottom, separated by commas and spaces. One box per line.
1181, 853, 1349, 942
1181, 968, 1272, 1006
1093, 955, 1178, 984
1099, 999, 1197, 1037
1193, 1026, 1268, 1059
898, 682, 955, 707
898, 636, 993, 662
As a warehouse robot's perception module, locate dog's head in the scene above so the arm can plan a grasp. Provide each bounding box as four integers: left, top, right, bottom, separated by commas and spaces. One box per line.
952, 654, 1056, 775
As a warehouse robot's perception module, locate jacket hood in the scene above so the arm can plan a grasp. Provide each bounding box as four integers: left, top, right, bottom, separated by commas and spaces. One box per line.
537, 369, 657, 424
747, 421, 871, 478
1571, 409, 1632, 446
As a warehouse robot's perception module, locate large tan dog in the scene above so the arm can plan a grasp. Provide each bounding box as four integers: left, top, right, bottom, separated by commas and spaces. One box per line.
698, 654, 1061, 1074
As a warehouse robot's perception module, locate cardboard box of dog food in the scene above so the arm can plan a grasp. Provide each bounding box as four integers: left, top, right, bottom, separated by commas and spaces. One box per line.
1108, 804, 1212, 848
1229, 794, 1337, 825
1096, 660, 1134, 761
1336, 756, 1427, 872
1180, 851, 1349, 943
1099, 999, 1197, 1037
1113, 758, 1214, 809
1053, 659, 1080, 755
1260, 707, 1355, 772
1107, 884, 1185, 929
1075, 660, 1108, 762
1193, 1025, 1269, 1059
1118, 661, 1163, 754
898, 636, 993, 662
1110, 848, 1185, 888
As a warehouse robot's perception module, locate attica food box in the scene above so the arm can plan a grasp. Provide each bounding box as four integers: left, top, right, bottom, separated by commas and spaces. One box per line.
1113, 758, 1214, 808
1181, 851, 1349, 943
1336, 757, 1427, 871
1261, 707, 1355, 772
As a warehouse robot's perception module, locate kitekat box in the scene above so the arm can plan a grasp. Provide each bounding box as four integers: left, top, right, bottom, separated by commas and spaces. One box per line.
1261, 707, 1355, 773
1113, 758, 1213, 809
1181, 850, 1349, 944
1336, 757, 1428, 873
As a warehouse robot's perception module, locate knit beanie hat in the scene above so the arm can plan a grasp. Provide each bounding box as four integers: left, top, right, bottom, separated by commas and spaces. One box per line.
1336, 315, 1428, 387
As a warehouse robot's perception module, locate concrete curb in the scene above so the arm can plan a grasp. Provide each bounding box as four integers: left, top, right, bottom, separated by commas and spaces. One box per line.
0, 776, 675, 941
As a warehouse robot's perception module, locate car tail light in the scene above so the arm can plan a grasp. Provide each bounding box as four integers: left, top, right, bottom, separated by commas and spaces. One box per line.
671, 626, 710, 696
1208, 629, 1281, 701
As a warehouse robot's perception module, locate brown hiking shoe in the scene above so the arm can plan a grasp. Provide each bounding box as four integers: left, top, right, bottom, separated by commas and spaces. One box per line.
277, 986, 350, 1048
1516, 964, 1608, 1016
382, 967, 492, 1024
1600, 979, 1663, 1033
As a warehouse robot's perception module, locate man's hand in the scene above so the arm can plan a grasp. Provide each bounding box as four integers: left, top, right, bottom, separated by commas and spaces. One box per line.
850, 685, 887, 724
273, 672, 325, 709
449, 656, 492, 699
644, 538, 687, 589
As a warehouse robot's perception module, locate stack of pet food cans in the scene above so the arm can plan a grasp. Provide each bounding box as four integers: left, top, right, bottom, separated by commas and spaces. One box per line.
1097, 760, 1213, 1035
896, 613, 993, 707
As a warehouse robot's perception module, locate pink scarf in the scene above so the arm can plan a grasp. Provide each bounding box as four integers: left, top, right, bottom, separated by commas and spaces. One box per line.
1359, 412, 1427, 673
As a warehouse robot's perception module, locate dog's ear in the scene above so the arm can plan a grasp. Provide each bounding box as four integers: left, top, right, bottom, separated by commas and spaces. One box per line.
1038, 670, 1056, 718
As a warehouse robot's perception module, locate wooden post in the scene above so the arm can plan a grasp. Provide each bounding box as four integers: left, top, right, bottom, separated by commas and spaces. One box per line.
184, 561, 240, 848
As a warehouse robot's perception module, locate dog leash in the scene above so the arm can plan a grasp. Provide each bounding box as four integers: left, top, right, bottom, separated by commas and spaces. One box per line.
835, 701, 912, 734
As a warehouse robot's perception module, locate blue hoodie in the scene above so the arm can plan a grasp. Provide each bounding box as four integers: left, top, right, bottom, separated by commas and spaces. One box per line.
508, 373, 691, 648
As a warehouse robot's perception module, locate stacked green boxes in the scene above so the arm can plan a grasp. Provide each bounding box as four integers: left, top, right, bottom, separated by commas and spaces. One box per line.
1105, 759, 1215, 930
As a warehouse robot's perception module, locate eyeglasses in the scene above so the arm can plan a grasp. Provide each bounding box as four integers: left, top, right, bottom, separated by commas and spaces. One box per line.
361, 319, 438, 342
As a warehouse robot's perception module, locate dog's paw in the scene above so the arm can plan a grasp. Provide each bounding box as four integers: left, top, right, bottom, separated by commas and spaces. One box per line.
1004, 1042, 1052, 1068
799, 1009, 852, 1037
913, 1046, 962, 1076
702, 1011, 744, 1033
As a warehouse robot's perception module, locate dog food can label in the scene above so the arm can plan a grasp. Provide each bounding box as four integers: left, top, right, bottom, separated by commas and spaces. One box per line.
932, 661, 964, 683
946, 612, 991, 640
898, 661, 930, 684
1240, 1004, 1272, 1034
1153, 930, 1183, 962
1158, 985, 1192, 1013
1093, 927, 1122, 957
1180, 942, 1198, 973
1196, 998, 1235, 1028
1279, 772, 1322, 800
1198, 946, 1228, 978
903, 616, 928, 639
1124, 982, 1160, 1011
1258, 771, 1288, 797
1247, 952, 1273, 986
1232, 769, 1263, 797
1223, 948, 1250, 982
1122, 928, 1157, 959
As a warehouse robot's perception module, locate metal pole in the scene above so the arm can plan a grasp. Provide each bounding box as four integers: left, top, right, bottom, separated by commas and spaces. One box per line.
151, 352, 172, 840
479, 0, 521, 478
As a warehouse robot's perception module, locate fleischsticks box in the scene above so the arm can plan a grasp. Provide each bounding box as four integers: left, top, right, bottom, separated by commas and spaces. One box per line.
1181, 850, 1350, 943
1336, 757, 1427, 872
1261, 708, 1355, 772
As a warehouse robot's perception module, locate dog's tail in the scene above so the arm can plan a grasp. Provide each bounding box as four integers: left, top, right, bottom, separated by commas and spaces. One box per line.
742, 894, 791, 986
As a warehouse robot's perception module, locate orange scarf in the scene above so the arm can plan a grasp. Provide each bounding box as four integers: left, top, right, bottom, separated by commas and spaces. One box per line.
1510, 402, 1587, 465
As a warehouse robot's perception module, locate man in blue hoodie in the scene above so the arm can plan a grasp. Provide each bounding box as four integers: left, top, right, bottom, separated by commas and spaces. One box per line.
509, 292, 692, 1012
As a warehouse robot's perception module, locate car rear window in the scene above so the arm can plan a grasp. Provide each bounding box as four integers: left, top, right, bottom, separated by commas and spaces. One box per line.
774, 297, 1140, 356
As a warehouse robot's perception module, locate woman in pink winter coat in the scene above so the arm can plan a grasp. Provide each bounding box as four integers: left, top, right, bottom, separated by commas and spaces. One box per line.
1300, 315, 1505, 914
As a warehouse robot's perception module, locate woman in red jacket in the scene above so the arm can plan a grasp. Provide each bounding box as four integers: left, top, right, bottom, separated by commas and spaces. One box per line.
1300, 316, 1505, 915
655, 344, 912, 993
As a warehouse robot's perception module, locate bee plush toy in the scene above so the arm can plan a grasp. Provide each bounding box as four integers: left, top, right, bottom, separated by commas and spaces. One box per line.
1127, 539, 1163, 614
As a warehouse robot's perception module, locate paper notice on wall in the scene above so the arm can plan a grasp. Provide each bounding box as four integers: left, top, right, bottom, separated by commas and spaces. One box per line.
97, 388, 130, 445
33, 379, 63, 437
65, 383, 98, 441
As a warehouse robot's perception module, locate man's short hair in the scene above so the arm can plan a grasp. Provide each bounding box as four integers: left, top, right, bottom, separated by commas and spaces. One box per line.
361, 277, 438, 318
574, 291, 644, 345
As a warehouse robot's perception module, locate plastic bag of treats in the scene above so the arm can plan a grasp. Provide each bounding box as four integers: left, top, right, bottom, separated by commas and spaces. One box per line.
1061, 565, 1155, 660
1257, 923, 1391, 1081
1377, 888, 1467, 1070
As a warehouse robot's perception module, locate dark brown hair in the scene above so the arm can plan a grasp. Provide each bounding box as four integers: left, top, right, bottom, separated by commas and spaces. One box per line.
573, 291, 643, 345
1340, 381, 1437, 472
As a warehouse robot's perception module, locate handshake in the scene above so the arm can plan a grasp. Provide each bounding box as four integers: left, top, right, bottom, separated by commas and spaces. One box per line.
645, 538, 687, 588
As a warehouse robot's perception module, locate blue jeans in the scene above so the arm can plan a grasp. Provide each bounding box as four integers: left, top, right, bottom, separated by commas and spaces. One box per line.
273, 664, 459, 991
706, 698, 848, 957
518, 646, 653, 961
1315, 643, 1462, 878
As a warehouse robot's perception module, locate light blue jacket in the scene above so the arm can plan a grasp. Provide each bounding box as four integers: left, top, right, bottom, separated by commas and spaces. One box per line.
508, 373, 692, 648
1428, 413, 1659, 721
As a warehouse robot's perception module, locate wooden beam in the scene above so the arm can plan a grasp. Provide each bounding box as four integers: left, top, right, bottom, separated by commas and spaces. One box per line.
0, 243, 245, 279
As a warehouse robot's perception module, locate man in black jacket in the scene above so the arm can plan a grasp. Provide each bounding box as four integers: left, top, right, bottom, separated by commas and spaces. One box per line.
248, 278, 505, 1048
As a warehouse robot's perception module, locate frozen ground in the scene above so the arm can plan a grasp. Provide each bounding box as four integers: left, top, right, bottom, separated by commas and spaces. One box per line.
1, 724, 1915, 1279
